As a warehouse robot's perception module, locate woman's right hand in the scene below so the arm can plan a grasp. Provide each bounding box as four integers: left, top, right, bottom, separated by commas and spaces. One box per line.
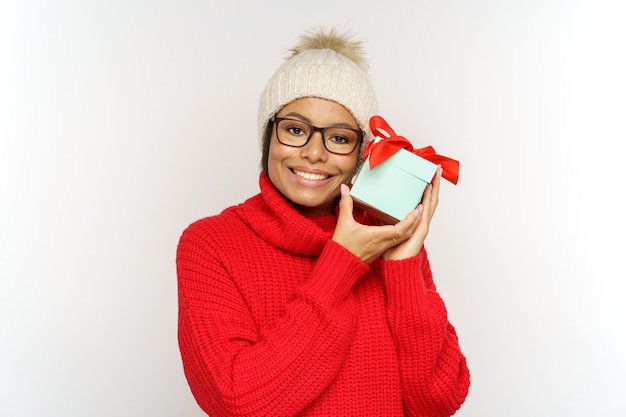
331, 184, 421, 264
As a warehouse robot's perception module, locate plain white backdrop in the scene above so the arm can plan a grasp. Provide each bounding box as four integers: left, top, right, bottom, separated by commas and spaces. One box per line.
1, 0, 625, 416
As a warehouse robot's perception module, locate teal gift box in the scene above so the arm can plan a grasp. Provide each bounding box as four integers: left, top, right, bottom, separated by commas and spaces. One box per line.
351, 149, 438, 224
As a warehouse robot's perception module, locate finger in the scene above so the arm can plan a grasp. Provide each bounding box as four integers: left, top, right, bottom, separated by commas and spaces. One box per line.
337, 183, 355, 223
422, 184, 433, 212
389, 204, 421, 243
421, 167, 441, 219
433, 165, 442, 184
430, 165, 442, 205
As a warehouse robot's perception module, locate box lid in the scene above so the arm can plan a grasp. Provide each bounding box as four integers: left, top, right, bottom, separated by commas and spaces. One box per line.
386, 149, 438, 181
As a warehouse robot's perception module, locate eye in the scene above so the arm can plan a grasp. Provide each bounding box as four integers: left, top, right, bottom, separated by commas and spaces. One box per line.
280, 120, 310, 137
327, 134, 350, 144
325, 128, 358, 146
287, 126, 305, 136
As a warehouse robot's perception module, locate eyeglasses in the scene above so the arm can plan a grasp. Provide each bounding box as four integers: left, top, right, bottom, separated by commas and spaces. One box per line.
271, 116, 363, 155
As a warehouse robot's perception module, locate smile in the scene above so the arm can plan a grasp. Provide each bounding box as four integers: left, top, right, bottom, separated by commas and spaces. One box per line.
292, 169, 330, 181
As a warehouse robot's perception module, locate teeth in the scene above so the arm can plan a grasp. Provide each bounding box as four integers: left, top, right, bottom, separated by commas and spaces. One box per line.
293, 170, 329, 181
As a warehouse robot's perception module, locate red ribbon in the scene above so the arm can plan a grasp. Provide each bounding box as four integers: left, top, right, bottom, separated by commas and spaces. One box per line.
363, 115, 459, 185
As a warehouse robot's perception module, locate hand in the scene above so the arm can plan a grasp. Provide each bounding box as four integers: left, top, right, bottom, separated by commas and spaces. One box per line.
332, 183, 422, 264
383, 166, 441, 261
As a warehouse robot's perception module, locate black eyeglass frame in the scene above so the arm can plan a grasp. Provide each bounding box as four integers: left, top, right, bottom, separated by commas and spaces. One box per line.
270, 116, 363, 155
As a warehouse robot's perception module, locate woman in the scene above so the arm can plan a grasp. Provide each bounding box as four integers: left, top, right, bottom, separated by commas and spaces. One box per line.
176, 28, 470, 416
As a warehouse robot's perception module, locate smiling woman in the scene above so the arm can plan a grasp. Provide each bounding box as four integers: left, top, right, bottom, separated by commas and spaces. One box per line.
176, 27, 470, 417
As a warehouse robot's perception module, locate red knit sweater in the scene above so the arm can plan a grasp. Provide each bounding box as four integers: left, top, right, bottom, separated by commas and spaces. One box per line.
176, 173, 470, 417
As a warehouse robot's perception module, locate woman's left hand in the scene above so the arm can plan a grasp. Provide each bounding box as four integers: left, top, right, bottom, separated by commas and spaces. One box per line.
382, 166, 442, 261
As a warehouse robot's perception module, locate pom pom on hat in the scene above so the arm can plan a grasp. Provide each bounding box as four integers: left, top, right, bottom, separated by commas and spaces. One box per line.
257, 28, 378, 150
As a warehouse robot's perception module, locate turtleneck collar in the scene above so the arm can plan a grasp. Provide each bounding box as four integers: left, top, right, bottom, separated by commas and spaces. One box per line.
232, 173, 338, 257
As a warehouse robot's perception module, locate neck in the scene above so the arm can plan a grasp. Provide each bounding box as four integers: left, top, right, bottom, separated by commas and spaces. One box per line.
291, 200, 335, 217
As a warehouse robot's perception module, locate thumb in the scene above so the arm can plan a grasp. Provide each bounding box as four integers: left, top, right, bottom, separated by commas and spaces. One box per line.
337, 183, 355, 223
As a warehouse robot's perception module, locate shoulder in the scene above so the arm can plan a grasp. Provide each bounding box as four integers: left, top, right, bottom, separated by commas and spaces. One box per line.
177, 194, 263, 251
179, 209, 242, 247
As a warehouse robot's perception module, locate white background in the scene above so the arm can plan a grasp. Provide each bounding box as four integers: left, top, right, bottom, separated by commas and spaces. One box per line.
1, 0, 625, 416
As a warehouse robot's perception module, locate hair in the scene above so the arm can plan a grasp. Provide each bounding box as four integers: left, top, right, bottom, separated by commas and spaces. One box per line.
261, 122, 272, 175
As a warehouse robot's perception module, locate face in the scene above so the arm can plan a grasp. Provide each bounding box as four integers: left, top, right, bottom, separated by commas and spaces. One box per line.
267, 97, 361, 216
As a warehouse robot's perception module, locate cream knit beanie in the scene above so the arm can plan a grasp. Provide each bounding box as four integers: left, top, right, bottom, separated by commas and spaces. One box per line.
257, 28, 378, 150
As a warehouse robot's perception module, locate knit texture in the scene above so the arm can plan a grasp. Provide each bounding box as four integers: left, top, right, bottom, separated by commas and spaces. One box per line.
176, 173, 470, 417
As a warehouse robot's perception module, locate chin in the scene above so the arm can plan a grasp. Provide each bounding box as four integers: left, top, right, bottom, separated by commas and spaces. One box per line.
290, 195, 336, 216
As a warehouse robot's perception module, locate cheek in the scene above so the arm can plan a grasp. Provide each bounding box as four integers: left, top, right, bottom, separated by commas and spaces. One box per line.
268, 139, 284, 161
267, 139, 290, 180
339, 155, 359, 177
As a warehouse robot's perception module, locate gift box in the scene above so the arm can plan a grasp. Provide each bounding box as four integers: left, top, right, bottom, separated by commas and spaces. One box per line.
351, 149, 438, 223
350, 115, 459, 224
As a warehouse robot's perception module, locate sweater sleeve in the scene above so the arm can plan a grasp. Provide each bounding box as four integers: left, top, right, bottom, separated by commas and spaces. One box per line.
176, 224, 369, 417
380, 248, 470, 417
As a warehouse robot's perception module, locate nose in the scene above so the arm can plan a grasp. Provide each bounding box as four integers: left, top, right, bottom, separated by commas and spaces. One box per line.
299, 130, 328, 162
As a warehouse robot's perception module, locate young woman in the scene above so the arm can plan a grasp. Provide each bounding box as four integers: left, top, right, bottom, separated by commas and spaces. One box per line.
176, 28, 470, 417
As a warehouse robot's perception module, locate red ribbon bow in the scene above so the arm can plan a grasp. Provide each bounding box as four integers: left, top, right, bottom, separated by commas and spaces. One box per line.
363, 115, 459, 185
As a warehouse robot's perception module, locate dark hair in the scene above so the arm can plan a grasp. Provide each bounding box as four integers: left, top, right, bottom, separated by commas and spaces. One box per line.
260, 121, 273, 175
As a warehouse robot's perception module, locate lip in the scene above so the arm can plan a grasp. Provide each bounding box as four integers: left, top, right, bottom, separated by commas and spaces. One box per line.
289, 166, 334, 187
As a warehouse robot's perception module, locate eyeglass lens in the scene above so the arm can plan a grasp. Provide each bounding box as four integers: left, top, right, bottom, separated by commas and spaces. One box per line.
275, 118, 359, 155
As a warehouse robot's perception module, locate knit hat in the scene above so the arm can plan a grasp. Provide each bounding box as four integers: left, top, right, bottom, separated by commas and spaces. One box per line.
257, 28, 378, 150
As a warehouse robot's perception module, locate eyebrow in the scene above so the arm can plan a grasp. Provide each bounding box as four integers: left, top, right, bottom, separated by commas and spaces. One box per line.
279, 111, 359, 130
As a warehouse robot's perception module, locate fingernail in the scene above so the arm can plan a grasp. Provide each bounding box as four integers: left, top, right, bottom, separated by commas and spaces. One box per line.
340, 184, 347, 196
413, 205, 423, 217
439, 165, 443, 175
